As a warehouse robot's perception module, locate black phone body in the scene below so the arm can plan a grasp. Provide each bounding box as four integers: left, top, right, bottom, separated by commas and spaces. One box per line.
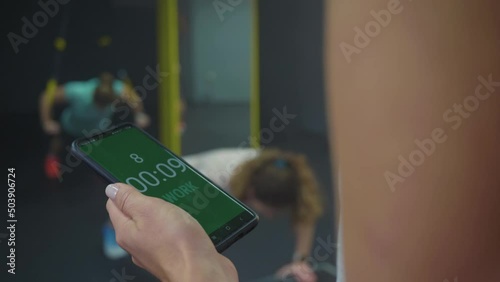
71, 123, 258, 253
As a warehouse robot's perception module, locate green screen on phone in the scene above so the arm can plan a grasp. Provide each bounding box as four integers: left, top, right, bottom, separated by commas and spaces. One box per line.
78, 125, 254, 243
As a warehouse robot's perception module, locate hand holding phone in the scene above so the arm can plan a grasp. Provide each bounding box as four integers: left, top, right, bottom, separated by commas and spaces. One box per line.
71, 123, 258, 252
105, 183, 239, 282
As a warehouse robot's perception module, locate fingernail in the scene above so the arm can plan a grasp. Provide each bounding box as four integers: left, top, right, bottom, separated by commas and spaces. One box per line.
106, 184, 119, 200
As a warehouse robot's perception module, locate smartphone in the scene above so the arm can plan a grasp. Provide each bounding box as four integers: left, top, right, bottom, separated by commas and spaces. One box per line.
71, 123, 259, 252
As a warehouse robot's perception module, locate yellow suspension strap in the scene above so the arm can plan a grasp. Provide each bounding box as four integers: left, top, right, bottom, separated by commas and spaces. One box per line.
44, 36, 67, 104
44, 7, 71, 105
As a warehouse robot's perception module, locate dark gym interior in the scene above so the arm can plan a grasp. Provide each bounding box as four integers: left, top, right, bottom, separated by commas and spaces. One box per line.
3, 0, 336, 281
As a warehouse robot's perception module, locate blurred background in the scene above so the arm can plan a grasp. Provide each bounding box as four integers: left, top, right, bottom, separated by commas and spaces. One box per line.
2, 0, 334, 281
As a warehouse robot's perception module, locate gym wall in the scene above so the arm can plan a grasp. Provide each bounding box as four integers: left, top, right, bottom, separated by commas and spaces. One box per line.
186, 0, 252, 104
259, 0, 327, 137
5, 0, 157, 118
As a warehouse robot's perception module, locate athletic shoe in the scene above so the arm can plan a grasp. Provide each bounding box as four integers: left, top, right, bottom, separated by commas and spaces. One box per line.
44, 155, 60, 180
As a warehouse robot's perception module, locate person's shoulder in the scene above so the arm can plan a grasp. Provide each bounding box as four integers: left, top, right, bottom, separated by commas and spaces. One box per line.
239, 147, 260, 157
217, 148, 260, 164
71, 77, 99, 84
65, 78, 98, 87
111, 79, 125, 95
184, 148, 256, 164
112, 79, 124, 86
64, 79, 95, 98
209, 147, 258, 157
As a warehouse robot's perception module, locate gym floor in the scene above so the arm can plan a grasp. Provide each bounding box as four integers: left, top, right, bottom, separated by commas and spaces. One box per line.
3, 104, 336, 282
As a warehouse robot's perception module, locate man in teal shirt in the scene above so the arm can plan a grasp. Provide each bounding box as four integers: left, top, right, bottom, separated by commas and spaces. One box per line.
40, 72, 150, 179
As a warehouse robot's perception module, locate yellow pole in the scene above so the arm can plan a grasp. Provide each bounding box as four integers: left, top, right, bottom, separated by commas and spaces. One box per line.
250, 0, 261, 148
157, 0, 181, 154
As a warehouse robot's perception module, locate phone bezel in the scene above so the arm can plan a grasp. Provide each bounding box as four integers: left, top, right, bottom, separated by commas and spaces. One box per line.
70, 122, 259, 253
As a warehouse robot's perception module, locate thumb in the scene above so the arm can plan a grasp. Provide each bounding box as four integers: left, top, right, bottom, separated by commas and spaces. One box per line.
106, 183, 148, 219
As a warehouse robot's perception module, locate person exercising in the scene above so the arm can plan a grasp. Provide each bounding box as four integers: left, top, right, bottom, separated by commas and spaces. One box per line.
102, 0, 500, 282
183, 147, 323, 281
40, 72, 150, 180
103, 146, 323, 282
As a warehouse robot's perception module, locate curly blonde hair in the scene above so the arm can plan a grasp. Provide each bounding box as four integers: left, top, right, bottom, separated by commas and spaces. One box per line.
229, 148, 323, 225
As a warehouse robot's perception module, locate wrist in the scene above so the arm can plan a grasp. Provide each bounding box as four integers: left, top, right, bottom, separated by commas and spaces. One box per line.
187, 255, 237, 282
292, 252, 309, 263
160, 252, 237, 282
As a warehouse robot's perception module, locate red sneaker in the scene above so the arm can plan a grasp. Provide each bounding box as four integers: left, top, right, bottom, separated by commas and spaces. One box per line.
44, 155, 60, 180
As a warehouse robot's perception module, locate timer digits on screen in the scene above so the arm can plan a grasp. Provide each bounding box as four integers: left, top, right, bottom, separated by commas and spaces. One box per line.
125, 153, 187, 192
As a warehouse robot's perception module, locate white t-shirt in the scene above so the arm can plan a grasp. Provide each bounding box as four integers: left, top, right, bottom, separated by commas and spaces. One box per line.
182, 148, 259, 192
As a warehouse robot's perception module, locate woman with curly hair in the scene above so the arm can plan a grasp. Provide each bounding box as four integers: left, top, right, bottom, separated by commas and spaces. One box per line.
182, 147, 324, 281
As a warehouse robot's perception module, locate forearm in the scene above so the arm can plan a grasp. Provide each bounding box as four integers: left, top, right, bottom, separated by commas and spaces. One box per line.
130, 100, 144, 114
39, 91, 53, 123
191, 255, 237, 282
161, 254, 238, 282
122, 87, 145, 113
293, 222, 316, 260
327, 0, 500, 281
